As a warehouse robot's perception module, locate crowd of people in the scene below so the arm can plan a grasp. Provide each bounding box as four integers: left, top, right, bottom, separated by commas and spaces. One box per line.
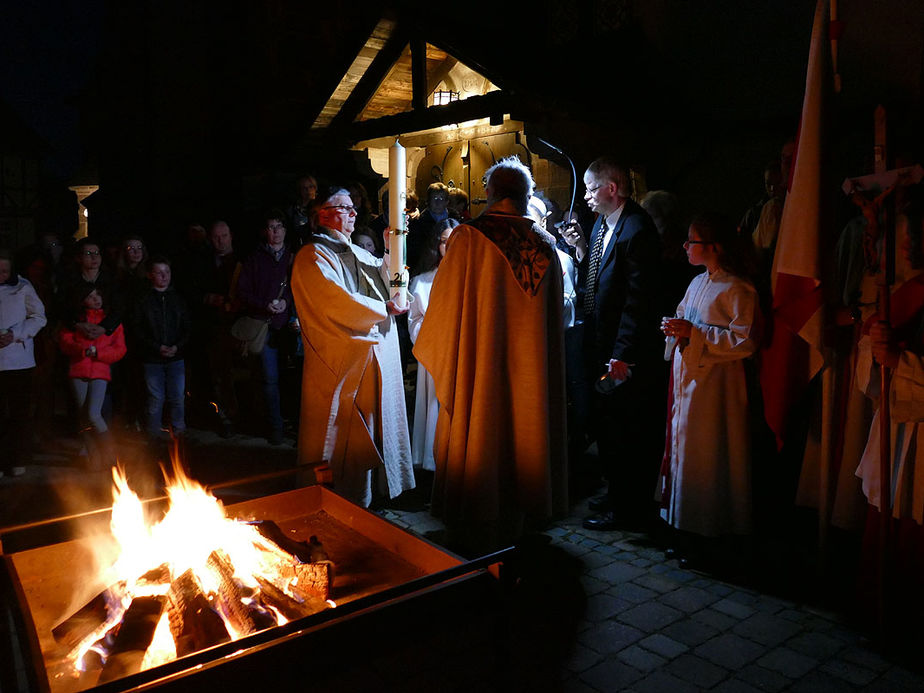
1, 150, 923, 572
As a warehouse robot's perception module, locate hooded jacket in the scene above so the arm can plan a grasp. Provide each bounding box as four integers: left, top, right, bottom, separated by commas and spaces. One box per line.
59, 308, 127, 380
0, 275, 47, 371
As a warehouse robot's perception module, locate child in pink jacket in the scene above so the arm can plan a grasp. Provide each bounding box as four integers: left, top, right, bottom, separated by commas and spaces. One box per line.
59, 286, 126, 469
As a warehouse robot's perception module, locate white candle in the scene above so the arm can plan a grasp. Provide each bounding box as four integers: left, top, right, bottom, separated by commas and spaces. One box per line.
387, 139, 408, 309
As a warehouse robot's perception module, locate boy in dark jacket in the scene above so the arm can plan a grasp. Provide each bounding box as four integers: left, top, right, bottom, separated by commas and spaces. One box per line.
134, 256, 191, 441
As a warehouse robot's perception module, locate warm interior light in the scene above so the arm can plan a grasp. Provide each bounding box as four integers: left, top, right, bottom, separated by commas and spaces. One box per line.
433, 90, 459, 106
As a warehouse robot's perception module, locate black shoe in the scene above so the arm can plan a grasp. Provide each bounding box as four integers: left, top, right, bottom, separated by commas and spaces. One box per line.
582, 511, 620, 531
588, 494, 613, 512
268, 431, 285, 446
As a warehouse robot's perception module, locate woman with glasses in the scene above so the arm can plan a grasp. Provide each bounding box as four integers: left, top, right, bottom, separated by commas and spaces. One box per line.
291, 186, 414, 508
657, 212, 760, 564
59, 237, 123, 345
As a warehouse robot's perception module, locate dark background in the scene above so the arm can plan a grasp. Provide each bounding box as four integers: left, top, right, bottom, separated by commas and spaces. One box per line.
2, 0, 922, 248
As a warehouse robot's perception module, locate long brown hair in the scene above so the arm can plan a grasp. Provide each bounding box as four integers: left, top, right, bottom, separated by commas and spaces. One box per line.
689, 212, 757, 280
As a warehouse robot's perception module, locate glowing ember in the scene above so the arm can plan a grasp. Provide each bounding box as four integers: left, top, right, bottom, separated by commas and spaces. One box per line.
63, 461, 332, 679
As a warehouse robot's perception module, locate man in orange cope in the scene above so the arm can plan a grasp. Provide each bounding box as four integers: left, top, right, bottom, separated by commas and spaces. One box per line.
413, 157, 569, 553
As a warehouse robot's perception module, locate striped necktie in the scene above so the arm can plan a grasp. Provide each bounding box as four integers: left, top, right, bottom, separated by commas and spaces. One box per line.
583, 219, 607, 315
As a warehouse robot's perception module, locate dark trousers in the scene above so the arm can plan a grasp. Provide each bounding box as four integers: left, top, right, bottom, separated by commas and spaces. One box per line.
0, 368, 35, 471
591, 364, 667, 515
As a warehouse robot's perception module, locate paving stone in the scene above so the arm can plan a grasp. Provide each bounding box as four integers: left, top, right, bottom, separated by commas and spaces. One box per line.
629, 557, 653, 568
663, 568, 696, 583
585, 593, 633, 622
734, 663, 792, 692
662, 618, 720, 647
580, 575, 610, 596
650, 563, 672, 574
582, 550, 620, 568
618, 602, 684, 631
664, 653, 728, 688
786, 631, 844, 659
578, 538, 604, 550
819, 658, 877, 686
578, 620, 646, 655
712, 679, 763, 693
588, 561, 647, 584
706, 581, 736, 597
638, 633, 689, 659
560, 676, 599, 693
751, 595, 795, 613
777, 608, 809, 623
695, 633, 765, 670
546, 526, 569, 537
565, 643, 603, 673
733, 611, 803, 647
712, 597, 757, 620
579, 659, 644, 690
692, 607, 738, 631
632, 671, 700, 693
727, 589, 760, 606
593, 544, 624, 557
607, 581, 658, 604
881, 665, 923, 685
637, 547, 668, 561
757, 646, 818, 679
786, 669, 855, 692
633, 573, 681, 593
561, 542, 594, 557
617, 644, 667, 672
659, 585, 719, 613
614, 539, 641, 551
837, 645, 891, 672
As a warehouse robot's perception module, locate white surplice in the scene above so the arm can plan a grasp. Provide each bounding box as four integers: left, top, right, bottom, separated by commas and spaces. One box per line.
658, 269, 759, 537
408, 268, 438, 471
856, 330, 924, 523
291, 231, 414, 506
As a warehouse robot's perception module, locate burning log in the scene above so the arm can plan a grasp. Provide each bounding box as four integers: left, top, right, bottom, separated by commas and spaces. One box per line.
254, 575, 326, 621
97, 596, 165, 683
251, 521, 334, 600
252, 521, 328, 563
206, 549, 274, 635
166, 569, 230, 657
292, 560, 334, 601
52, 589, 112, 649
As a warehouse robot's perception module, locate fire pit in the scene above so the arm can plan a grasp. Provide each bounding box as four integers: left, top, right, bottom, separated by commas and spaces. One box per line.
1, 471, 510, 693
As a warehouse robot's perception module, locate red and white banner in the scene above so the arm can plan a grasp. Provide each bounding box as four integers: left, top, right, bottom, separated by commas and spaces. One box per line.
760, 0, 831, 449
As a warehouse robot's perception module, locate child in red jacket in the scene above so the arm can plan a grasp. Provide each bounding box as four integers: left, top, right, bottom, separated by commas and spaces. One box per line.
59, 286, 126, 469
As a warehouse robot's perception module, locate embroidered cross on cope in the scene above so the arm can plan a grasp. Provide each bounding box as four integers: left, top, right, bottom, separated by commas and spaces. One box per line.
583, 220, 607, 315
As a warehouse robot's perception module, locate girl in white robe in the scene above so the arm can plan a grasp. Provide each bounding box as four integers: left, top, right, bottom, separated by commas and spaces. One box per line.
659, 214, 760, 541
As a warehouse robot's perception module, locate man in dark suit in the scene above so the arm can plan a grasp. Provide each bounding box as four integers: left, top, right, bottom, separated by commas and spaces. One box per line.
574, 157, 665, 531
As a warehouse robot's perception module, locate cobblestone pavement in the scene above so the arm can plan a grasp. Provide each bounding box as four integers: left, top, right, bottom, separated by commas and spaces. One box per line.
382, 505, 924, 692
3, 428, 923, 692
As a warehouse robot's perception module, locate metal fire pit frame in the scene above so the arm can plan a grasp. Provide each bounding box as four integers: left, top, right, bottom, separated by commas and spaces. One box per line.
0, 480, 513, 693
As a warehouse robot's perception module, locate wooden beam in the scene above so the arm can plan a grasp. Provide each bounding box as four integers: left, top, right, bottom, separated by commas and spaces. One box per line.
331, 28, 411, 129
411, 38, 428, 111
426, 56, 458, 99
339, 91, 518, 143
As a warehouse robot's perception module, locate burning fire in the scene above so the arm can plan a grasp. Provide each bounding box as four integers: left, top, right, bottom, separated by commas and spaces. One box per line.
63, 461, 333, 679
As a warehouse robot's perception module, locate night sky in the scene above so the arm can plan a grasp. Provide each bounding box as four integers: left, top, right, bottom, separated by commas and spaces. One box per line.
1, 1, 105, 179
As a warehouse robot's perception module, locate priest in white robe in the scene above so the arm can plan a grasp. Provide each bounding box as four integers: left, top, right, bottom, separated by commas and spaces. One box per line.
414, 157, 568, 553
291, 187, 414, 507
